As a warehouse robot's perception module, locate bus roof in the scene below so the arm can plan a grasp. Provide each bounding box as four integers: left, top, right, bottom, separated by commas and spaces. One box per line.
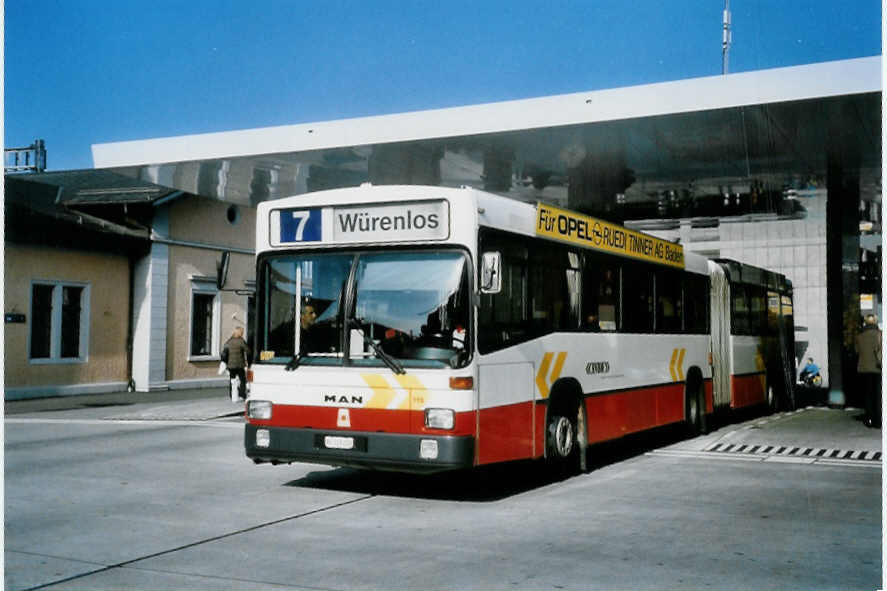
258, 184, 711, 274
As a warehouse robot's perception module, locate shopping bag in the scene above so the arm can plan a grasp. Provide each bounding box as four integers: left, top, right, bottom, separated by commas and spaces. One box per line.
230, 375, 241, 401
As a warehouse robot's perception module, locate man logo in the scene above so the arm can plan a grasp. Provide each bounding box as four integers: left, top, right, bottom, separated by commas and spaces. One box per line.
325, 394, 364, 404
337, 409, 351, 428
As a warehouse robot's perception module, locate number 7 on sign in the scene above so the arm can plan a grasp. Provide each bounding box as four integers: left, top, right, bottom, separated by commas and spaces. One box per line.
291, 211, 311, 241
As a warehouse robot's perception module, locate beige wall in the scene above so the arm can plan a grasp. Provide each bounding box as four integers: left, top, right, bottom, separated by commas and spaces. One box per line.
166, 195, 257, 382
4, 244, 130, 389
169, 196, 256, 251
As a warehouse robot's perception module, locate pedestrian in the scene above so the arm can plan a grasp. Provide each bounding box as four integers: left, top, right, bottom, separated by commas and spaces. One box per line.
855, 314, 881, 428
222, 326, 251, 402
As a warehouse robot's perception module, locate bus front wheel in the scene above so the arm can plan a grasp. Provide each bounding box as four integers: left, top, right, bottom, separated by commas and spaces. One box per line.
546, 395, 587, 473
548, 415, 574, 459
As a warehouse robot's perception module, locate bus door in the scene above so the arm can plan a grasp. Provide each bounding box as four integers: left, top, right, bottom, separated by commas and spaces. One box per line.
477, 362, 535, 464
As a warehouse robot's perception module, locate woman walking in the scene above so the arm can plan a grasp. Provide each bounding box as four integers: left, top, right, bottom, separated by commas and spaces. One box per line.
223, 327, 251, 402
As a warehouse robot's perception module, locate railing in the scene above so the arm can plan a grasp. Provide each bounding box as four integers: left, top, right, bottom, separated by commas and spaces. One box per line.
5, 139, 46, 173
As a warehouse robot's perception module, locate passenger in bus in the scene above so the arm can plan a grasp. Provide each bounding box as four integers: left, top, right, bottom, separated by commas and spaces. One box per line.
856, 314, 881, 428
222, 326, 251, 401
584, 313, 601, 332
299, 299, 318, 355
420, 314, 450, 348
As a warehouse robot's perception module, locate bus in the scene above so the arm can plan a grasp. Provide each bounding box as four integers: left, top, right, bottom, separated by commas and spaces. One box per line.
244, 184, 795, 473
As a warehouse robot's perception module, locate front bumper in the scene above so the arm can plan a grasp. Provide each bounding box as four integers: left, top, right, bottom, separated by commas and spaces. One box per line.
245, 424, 475, 474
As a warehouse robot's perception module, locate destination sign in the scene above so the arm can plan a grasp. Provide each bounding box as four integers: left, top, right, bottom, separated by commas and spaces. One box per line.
271, 199, 450, 246
536, 204, 684, 269
332, 200, 449, 243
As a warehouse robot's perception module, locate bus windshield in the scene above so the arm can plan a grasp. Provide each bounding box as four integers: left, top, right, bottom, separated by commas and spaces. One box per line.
258, 250, 471, 369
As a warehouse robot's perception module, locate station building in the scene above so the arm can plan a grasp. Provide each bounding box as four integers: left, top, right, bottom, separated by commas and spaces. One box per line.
4, 56, 881, 403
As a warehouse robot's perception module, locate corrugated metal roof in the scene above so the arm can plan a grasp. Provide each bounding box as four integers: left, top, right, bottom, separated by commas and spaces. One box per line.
11, 169, 179, 205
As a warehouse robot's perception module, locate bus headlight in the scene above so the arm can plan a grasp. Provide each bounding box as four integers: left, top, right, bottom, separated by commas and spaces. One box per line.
248, 400, 273, 420
425, 408, 454, 430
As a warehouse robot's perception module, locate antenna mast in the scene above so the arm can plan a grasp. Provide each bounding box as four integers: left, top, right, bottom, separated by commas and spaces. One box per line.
722, 0, 732, 75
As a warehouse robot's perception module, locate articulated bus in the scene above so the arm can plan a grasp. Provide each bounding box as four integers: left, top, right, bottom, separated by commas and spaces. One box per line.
244, 184, 795, 473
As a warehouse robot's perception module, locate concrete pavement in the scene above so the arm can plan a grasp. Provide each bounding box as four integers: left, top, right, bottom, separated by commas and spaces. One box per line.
4, 387, 242, 420
6, 386, 881, 466
658, 405, 882, 470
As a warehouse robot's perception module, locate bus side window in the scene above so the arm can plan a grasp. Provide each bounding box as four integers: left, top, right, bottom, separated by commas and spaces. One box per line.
655, 270, 682, 334
478, 229, 529, 353
622, 264, 653, 333
748, 287, 766, 335
684, 275, 710, 334
529, 244, 580, 334
581, 256, 619, 332
731, 284, 750, 335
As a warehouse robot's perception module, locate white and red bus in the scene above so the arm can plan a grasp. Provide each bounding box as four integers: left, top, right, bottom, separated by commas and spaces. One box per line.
245, 184, 794, 473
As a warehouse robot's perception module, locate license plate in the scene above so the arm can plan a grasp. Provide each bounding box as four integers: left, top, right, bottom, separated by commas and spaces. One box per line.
324, 436, 355, 450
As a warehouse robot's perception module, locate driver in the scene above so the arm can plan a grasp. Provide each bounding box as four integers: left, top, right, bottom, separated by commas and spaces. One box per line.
299, 300, 318, 354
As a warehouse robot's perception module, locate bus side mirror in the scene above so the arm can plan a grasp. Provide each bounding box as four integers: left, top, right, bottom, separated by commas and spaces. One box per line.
480, 251, 502, 294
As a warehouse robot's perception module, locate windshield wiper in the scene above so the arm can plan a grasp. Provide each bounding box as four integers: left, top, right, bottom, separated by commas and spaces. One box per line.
349, 318, 406, 375
284, 352, 304, 371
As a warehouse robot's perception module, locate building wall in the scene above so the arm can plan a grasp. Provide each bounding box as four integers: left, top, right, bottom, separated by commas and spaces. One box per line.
165, 196, 256, 385
717, 190, 828, 385
641, 189, 830, 385
4, 244, 130, 397
169, 196, 256, 250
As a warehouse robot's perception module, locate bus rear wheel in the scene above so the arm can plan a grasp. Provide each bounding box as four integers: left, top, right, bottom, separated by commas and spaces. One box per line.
685, 381, 704, 436
766, 384, 777, 413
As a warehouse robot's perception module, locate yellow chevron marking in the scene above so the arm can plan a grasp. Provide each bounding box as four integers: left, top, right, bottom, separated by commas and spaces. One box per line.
669, 348, 680, 382
361, 374, 396, 409
535, 352, 568, 399
677, 348, 686, 381
394, 374, 428, 410
535, 353, 554, 398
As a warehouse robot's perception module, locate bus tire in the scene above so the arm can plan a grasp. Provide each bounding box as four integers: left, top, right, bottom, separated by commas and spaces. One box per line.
548, 414, 574, 459
546, 390, 585, 473
766, 384, 777, 413
685, 379, 704, 437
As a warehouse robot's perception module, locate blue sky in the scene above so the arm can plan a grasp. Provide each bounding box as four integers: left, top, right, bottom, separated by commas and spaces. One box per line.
4, 1, 881, 171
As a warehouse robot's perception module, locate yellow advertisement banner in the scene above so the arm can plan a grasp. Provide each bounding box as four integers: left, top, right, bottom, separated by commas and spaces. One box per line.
536, 204, 685, 269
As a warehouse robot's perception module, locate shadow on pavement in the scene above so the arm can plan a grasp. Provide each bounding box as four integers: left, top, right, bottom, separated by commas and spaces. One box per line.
283, 422, 701, 502
284, 461, 571, 502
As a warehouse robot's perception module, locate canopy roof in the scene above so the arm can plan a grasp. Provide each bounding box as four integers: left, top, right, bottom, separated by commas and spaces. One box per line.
92, 56, 881, 216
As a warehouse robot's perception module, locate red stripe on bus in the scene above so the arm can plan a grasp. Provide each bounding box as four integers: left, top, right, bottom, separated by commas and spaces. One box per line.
731, 373, 766, 408
585, 382, 686, 443
478, 380, 712, 465
477, 402, 536, 465
252, 378, 716, 464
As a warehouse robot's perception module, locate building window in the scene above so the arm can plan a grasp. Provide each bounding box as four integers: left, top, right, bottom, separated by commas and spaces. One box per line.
190, 281, 220, 359
30, 281, 89, 363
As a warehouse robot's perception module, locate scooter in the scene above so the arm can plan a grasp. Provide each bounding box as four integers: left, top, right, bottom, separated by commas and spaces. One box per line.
799, 370, 822, 388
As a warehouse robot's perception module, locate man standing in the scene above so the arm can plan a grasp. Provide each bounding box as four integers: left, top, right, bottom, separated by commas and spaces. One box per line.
855, 314, 882, 428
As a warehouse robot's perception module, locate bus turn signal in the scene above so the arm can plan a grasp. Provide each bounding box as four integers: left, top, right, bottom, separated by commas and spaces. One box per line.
449, 376, 474, 390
